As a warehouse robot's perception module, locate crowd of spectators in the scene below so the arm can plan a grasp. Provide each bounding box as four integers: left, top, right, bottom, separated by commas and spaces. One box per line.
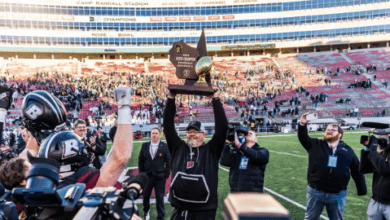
1, 54, 389, 137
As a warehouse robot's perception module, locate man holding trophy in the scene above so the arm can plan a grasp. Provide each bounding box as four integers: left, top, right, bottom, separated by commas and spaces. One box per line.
163, 30, 228, 220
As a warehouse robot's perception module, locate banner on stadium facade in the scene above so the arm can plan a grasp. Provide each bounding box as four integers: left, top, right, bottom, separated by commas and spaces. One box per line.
9, 0, 291, 7
0, 11, 237, 22
62, 15, 75, 21
179, 17, 192, 21
1, 28, 218, 38
91, 32, 135, 37
150, 17, 163, 22
221, 44, 276, 50
208, 16, 220, 21
90, 16, 137, 22
5, 4, 376, 24
194, 16, 206, 21
222, 15, 235, 20
165, 17, 177, 22
4, 17, 389, 38
0, 11, 237, 23
45, 15, 60, 21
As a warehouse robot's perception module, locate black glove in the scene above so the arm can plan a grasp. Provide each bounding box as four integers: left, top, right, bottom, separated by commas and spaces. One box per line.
369, 135, 378, 152
0, 86, 13, 110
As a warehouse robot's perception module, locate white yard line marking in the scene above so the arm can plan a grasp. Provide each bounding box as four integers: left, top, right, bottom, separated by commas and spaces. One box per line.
269, 150, 308, 158
125, 130, 367, 143
257, 131, 367, 138
219, 166, 330, 220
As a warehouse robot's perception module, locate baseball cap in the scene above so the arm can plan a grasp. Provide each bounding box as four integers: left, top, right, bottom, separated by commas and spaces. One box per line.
186, 121, 206, 133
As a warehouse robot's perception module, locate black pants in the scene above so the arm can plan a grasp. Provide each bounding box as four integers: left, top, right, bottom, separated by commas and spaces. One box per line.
143, 175, 166, 220
170, 208, 216, 220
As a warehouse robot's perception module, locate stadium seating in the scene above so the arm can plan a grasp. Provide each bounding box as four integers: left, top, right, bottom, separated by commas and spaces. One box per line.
346, 49, 390, 70
4, 48, 390, 122
297, 52, 350, 72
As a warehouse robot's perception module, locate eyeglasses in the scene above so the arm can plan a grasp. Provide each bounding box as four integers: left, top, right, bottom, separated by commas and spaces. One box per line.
326, 129, 338, 133
187, 131, 202, 134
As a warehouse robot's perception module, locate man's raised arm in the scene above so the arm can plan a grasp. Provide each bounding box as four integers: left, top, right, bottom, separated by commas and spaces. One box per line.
163, 93, 184, 154
97, 87, 133, 187
208, 88, 228, 159
298, 113, 314, 152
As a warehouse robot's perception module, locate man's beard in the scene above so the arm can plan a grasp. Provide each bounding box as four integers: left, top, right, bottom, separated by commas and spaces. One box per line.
187, 137, 203, 148
187, 139, 197, 148
323, 134, 338, 142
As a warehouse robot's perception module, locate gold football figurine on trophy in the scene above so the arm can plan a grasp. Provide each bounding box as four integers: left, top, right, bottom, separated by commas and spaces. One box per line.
195, 56, 212, 83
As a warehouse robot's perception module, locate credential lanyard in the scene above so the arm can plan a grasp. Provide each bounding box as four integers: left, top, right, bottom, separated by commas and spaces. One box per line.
328, 142, 341, 168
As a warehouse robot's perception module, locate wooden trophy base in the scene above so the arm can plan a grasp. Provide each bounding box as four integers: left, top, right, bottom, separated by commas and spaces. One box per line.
168, 82, 214, 96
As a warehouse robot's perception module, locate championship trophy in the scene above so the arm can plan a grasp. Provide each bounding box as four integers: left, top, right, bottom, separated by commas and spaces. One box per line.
168, 29, 214, 96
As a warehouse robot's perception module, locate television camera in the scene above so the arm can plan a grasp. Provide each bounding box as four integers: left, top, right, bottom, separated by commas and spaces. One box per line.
360, 122, 390, 151
8, 153, 147, 220
226, 122, 249, 146
0, 183, 18, 220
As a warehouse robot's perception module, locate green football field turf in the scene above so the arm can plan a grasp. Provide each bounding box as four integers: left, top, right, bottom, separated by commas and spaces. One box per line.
107, 130, 373, 220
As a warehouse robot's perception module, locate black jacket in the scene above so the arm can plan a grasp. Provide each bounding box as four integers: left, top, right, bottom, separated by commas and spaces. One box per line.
82, 135, 106, 169
298, 124, 367, 195
220, 143, 269, 192
109, 126, 117, 141
360, 149, 390, 204
163, 98, 228, 211
91, 137, 106, 169
8, 133, 15, 148
97, 132, 109, 149
138, 141, 171, 180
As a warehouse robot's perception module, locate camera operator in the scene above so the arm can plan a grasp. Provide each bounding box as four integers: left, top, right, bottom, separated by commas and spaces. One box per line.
74, 119, 106, 169
298, 113, 367, 220
359, 134, 390, 219
163, 89, 228, 220
220, 126, 269, 192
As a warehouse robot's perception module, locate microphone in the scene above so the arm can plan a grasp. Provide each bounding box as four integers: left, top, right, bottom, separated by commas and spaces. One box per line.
362, 122, 390, 129
123, 173, 149, 200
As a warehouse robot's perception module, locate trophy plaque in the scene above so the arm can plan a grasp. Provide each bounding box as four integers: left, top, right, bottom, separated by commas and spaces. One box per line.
168, 30, 214, 96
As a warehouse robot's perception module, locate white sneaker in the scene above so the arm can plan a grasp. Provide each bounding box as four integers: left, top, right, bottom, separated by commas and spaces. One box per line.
144, 210, 150, 220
